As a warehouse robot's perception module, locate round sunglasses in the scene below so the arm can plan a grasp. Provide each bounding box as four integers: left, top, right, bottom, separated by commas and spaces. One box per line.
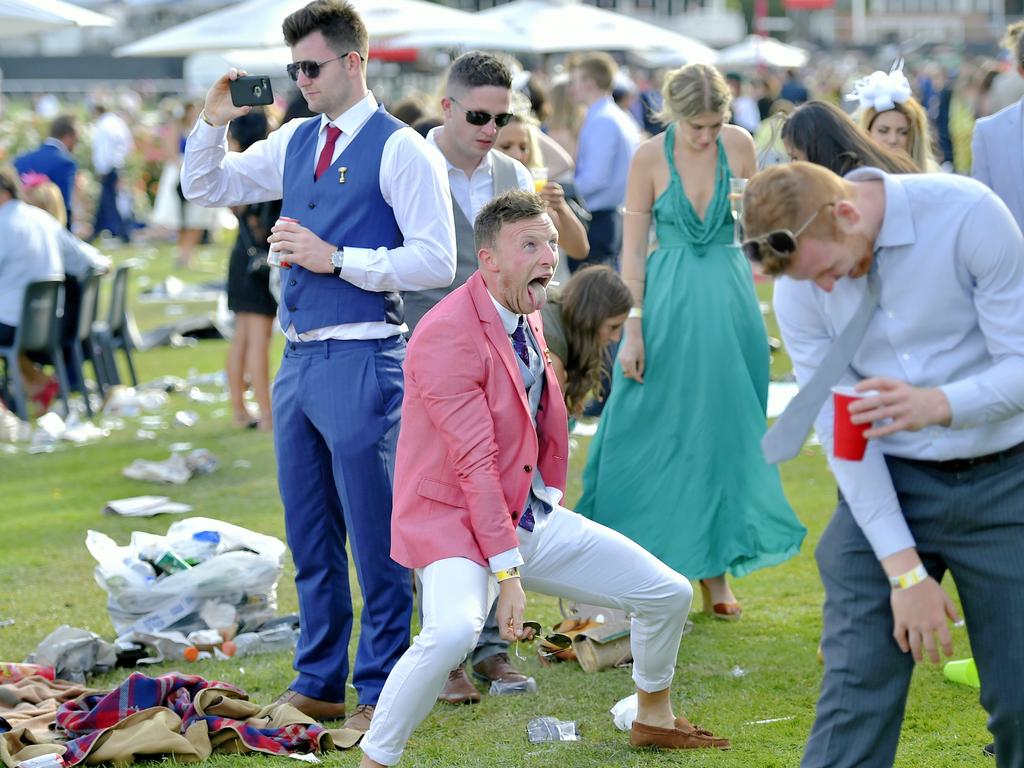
449, 96, 514, 128
741, 202, 834, 264
286, 51, 363, 81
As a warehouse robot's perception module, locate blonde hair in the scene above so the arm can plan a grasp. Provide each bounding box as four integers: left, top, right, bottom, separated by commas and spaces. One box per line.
656, 63, 732, 124
498, 95, 544, 171
1003, 20, 1024, 68
23, 180, 67, 228
547, 81, 583, 137
859, 97, 935, 171
742, 162, 848, 276
570, 52, 617, 93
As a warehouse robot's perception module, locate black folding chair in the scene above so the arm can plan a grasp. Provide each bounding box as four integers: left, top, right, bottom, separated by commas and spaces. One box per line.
93, 262, 139, 388
0, 279, 69, 421
67, 269, 106, 418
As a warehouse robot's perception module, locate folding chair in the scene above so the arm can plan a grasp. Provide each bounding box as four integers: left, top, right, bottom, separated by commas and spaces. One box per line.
93, 262, 139, 387
0, 279, 69, 421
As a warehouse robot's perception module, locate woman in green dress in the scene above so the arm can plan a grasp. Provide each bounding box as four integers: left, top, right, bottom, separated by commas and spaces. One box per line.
577, 64, 806, 619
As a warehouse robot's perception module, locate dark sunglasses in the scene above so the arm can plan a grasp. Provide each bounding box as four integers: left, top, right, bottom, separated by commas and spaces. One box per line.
449, 96, 513, 127
741, 203, 833, 264
286, 51, 362, 81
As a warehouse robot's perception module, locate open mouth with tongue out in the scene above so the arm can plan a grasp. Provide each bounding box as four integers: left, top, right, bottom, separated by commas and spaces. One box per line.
527, 275, 553, 309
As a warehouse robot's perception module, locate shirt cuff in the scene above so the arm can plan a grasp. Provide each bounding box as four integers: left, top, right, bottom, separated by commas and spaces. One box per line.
189, 116, 229, 144
858, 509, 917, 561
940, 379, 982, 429
488, 547, 524, 573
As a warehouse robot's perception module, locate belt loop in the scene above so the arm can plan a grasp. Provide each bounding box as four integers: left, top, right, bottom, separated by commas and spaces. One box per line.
323, 339, 330, 359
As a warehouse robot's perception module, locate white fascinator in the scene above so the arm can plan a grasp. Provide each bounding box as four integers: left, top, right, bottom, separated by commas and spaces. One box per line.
845, 60, 913, 113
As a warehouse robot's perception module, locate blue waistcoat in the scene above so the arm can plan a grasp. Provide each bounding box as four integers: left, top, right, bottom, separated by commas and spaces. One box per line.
279, 108, 404, 333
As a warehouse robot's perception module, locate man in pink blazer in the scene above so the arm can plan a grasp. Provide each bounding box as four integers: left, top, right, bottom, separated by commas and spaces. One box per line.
359, 190, 731, 766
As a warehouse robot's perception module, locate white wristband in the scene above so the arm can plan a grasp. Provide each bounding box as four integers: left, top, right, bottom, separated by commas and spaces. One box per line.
628, 307, 643, 319
889, 564, 928, 590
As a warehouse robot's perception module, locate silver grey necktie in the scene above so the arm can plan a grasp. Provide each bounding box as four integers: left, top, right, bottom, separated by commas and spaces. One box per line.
762, 261, 881, 464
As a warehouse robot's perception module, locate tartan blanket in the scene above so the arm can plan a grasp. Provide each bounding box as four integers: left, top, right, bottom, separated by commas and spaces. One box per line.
55, 672, 329, 765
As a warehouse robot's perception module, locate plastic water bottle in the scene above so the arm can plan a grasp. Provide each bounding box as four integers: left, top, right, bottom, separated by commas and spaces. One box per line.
226, 626, 298, 658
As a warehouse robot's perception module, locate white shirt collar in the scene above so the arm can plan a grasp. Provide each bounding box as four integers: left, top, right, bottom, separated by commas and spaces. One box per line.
425, 126, 494, 177
319, 91, 378, 138
487, 289, 521, 335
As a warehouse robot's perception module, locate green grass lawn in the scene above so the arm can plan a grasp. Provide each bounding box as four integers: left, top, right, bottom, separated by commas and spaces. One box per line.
0, 241, 990, 767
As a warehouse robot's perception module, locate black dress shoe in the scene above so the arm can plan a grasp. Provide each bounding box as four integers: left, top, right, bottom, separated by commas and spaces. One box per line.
983, 743, 995, 758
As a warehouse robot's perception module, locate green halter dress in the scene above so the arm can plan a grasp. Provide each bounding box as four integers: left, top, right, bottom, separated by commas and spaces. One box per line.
577, 124, 806, 580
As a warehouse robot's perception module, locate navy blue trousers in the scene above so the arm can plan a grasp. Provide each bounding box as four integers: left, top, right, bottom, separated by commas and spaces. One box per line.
93, 169, 129, 242
272, 335, 412, 705
568, 208, 621, 274
804, 449, 1024, 768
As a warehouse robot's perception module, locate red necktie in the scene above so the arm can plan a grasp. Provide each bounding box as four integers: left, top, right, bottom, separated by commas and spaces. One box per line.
314, 124, 342, 181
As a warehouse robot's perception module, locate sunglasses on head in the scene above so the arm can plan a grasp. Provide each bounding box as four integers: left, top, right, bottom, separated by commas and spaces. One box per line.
286, 51, 362, 81
741, 203, 834, 264
449, 96, 514, 127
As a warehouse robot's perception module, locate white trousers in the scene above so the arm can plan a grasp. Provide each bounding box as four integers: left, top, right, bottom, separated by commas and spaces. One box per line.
360, 505, 693, 766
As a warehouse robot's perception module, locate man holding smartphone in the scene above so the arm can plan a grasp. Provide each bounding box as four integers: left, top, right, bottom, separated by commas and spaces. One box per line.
181, 0, 456, 735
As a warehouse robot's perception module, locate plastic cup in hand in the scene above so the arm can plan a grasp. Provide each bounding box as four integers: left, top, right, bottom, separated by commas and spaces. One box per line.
268, 216, 296, 268
832, 385, 873, 461
531, 167, 548, 194
729, 178, 747, 246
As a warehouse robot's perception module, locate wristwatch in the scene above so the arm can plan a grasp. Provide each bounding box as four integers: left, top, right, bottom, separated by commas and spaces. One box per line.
330, 248, 344, 277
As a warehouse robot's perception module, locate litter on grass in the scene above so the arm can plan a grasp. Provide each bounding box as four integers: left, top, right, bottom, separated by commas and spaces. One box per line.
104, 496, 192, 517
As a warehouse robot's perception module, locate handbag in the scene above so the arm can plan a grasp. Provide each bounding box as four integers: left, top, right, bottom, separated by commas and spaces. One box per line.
236, 206, 272, 275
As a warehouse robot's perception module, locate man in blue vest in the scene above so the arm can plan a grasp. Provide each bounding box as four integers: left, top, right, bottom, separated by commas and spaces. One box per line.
15, 115, 78, 230
181, 0, 456, 734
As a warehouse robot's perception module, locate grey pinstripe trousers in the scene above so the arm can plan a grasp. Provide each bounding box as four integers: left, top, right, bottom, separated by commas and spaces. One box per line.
802, 448, 1024, 768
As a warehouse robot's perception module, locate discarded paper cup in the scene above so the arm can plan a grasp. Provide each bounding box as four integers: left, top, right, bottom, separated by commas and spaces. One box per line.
832, 386, 871, 461
269, 216, 296, 268
943, 658, 980, 688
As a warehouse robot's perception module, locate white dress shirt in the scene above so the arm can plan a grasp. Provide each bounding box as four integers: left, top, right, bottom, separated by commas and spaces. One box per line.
425, 127, 533, 222
181, 92, 456, 341
774, 167, 1024, 560
486, 292, 564, 574
91, 111, 134, 175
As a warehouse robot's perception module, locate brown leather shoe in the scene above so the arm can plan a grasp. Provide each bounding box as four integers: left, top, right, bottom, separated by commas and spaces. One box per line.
343, 703, 375, 733
437, 666, 481, 704
472, 652, 528, 683
630, 717, 731, 750
271, 690, 346, 722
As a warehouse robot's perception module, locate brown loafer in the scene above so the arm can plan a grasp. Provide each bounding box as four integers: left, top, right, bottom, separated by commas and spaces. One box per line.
271, 690, 346, 722
472, 652, 528, 683
630, 717, 731, 750
438, 666, 481, 704
343, 703, 375, 733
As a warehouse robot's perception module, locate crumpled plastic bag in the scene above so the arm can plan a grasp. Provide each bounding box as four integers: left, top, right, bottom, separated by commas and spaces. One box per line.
610, 693, 637, 731
122, 449, 218, 485
27, 625, 117, 683
86, 517, 286, 636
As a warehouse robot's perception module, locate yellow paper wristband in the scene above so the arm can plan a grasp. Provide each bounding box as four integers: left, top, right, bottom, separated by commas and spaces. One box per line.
495, 568, 520, 583
889, 564, 928, 590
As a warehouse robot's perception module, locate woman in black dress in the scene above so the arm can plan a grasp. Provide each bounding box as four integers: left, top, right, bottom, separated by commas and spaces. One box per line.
226, 111, 278, 430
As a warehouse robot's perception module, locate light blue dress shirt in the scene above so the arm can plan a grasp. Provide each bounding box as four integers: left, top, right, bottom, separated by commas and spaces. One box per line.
574, 96, 639, 212
774, 167, 1024, 560
0, 200, 63, 327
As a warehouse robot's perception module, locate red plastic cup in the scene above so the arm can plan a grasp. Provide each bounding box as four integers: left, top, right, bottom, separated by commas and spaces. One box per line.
269, 216, 296, 268
832, 385, 873, 461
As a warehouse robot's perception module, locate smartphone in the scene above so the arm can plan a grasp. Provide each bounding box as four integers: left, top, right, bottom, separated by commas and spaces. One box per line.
229, 75, 274, 107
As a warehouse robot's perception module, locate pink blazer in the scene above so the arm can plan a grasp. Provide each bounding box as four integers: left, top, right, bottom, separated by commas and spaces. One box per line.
391, 271, 570, 569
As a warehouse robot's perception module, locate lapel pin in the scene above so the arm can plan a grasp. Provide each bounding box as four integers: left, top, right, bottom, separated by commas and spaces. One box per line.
338, 167, 348, 184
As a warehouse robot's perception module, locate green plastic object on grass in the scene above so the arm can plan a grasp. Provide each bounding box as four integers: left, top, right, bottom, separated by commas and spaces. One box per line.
943, 658, 980, 688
